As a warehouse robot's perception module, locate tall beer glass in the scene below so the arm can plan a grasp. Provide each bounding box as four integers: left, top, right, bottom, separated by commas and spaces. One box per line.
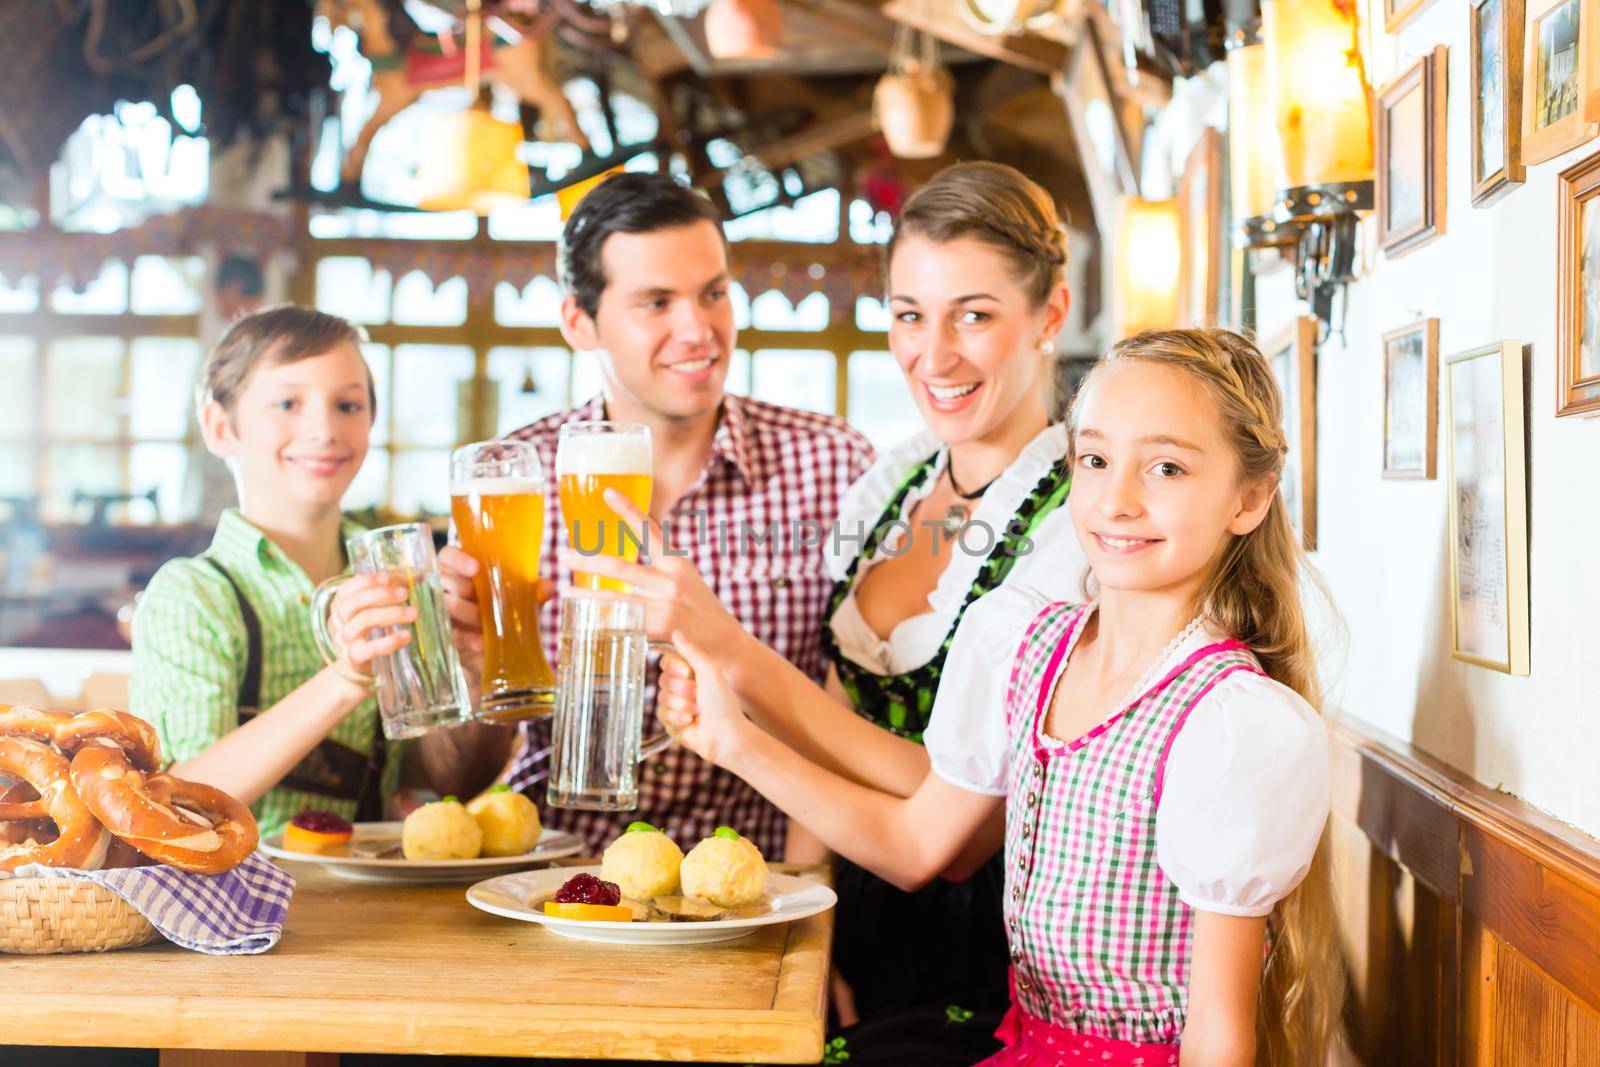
555, 422, 653, 592
450, 440, 557, 720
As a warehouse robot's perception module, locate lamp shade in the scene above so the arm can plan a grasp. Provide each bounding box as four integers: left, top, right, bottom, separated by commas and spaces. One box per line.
416, 106, 530, 214
704, 0, 783, 60
1113, 197, 1181, 337
1262, 0, 1373, 191
1226, 40, 1282, 224
557, 166, 625, 220
874, 64, 956, 159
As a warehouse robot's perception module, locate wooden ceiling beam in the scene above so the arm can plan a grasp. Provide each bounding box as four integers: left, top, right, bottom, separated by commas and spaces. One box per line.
747, 110, 877, 168
876, 0, 1069, 77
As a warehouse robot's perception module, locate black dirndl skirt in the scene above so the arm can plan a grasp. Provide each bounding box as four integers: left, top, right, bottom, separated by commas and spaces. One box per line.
831, 850, 1012, 1022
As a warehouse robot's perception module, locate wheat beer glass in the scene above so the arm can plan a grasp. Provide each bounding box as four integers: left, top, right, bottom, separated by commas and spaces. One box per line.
555, 422, 652, 592
450, 440, 558, 721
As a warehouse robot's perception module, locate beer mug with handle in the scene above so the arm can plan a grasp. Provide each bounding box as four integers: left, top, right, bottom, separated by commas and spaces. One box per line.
450, 439, 558, 722
547, 591, 674, 811
312, 523, 472, 740
556, 421, 652, 592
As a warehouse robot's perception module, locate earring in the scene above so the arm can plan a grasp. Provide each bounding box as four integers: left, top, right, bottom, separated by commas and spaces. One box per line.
1039, 339, 1056, 356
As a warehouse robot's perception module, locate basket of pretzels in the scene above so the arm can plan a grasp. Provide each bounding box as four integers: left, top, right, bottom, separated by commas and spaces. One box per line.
0, 704, 259, 955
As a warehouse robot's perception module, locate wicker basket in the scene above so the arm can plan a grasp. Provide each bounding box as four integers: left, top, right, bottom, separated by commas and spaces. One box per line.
0, 877, 161, 955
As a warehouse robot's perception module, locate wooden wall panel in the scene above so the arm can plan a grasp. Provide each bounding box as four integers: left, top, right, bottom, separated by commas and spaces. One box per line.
1329, 719, 1600, 1066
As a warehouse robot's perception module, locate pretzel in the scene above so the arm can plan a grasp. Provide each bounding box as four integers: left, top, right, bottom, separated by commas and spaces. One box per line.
70, 747, 257, 875
0, 779, 46, 822
0, 705, 73, 746
0, 738, 111, 872
54, 709, 163, 772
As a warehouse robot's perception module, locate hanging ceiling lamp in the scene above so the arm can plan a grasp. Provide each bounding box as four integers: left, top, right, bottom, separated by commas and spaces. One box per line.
415, 0, 530, 214
874, 25, 955, 160
704, 0, 784, 60
957, 0, 1065, 36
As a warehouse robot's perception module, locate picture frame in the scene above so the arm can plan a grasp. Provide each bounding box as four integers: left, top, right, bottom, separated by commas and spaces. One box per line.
1052, 26, 1139, 234
1471, 0, 1526, 206
1387, 0, 1431, 31
1265, 316, 1318, 551
1179, 127, 1223, 327
1382, 319, 1440, 479
1523, 0, 1599, 165
1557, 147, 1600, 415
1377, 47, 1449, 256
1444, 340, 1530, 675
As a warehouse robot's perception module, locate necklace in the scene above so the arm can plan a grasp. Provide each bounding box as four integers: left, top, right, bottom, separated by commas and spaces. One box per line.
940, 458, 998, 536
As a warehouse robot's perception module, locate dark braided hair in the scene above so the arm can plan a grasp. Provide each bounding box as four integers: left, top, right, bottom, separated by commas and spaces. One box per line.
885, 162, 1068, 305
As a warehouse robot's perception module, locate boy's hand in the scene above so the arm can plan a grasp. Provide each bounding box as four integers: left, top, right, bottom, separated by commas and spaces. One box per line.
328, 573, 415, 679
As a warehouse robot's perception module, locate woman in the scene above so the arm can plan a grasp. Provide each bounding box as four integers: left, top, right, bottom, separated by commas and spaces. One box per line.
570, 161, 1088, 1029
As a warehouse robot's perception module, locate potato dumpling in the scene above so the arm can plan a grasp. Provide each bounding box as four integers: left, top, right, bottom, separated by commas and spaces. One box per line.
466, 786, 542, 857
601, 821, 684, 900
679, 826, 767, 907
402, 797, 482, 860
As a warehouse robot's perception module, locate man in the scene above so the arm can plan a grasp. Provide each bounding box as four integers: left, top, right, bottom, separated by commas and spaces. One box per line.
432, 172, 873, 861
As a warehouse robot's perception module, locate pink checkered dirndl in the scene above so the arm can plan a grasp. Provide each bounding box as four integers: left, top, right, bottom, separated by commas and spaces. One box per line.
978, 603, 1264, 1066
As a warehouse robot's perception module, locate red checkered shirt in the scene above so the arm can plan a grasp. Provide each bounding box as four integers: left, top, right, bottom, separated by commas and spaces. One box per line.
503, 393, 875, 858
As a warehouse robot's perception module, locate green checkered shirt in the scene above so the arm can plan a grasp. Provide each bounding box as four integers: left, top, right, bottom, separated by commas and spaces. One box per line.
130, 509, 402, 837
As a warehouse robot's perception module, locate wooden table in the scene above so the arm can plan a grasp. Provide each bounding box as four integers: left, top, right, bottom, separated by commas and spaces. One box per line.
1, 861, 833, 1065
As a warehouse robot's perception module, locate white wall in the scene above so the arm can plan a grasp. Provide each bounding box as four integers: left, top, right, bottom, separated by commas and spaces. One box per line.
1249, 0, 1600, 836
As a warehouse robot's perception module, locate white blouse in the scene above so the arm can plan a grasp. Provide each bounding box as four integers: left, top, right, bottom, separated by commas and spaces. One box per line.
924, 587, 1331, 918
824, 424, 1082, 676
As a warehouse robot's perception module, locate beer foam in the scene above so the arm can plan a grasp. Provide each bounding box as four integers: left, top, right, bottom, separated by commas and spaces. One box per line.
453, 476, 541, 496
555, 433, 652, 475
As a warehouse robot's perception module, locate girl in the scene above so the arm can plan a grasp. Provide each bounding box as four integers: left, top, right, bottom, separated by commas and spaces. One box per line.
561, 161, 1084, 1024
660, 329, 1342, 1065
133, 305, 417, 836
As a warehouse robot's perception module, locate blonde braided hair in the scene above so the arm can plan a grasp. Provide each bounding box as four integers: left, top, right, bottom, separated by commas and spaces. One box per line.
1069, 328, 1346, 1067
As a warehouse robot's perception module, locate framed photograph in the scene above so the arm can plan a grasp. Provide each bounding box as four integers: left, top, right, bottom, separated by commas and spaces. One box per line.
1557, 147, 1600, 415
1052, 27, 1139, 234
1523, 0, 1599, 165
1445, 340, 1530, 674
1377, 47, 1449, 256
1382, 319, 1440, 478
1387, 0, 1432, 31
1266, 317, 1318, 551
1471, 0, 1526, 205
1179, 128, 1223, 328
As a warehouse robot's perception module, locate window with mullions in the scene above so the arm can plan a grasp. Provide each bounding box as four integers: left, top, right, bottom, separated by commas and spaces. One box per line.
3, 258, 206, 522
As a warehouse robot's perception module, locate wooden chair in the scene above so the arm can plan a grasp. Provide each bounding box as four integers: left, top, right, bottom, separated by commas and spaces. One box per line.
80, 673, 131, 711
0, 678, 54, 708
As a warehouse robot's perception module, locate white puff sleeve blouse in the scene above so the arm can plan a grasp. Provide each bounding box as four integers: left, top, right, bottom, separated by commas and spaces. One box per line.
926, 604, 1331, 917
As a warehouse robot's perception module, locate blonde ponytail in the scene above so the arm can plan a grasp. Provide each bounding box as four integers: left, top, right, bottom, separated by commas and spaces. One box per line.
1071, 328, 1345, 1065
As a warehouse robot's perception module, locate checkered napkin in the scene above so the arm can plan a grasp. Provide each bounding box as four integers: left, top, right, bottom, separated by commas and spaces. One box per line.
4, 852, 296, 954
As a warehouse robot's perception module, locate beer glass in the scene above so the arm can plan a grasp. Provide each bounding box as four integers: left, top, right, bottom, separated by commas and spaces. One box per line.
555, 422, 652, 592
450, 440, 557, 721
312, 523, 472, 740
547, 592, 673, 811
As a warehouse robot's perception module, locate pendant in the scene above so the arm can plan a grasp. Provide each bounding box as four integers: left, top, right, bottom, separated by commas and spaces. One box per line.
942, 503, 969, 537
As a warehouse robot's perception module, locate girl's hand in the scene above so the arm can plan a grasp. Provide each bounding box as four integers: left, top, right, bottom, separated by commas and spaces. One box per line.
560, 490, 745, 657
328, 573, 416, 682
657, 632, 754, 769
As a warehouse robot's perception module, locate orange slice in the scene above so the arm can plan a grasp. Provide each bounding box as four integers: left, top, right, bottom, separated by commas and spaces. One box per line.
283, 822, 353, 855
542, 901, 633, 922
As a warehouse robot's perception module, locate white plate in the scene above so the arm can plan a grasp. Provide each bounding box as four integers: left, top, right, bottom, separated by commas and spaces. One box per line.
260, 822, 585, 884
465, 865, 837, 945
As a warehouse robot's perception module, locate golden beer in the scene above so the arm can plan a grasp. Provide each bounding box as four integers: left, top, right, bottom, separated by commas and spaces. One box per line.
450, 441, 557, 720
556, 423, 653, 592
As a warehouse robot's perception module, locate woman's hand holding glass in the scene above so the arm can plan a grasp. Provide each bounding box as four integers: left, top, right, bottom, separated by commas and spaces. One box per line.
557, 489, 748, 661
656, 635, 755, 769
